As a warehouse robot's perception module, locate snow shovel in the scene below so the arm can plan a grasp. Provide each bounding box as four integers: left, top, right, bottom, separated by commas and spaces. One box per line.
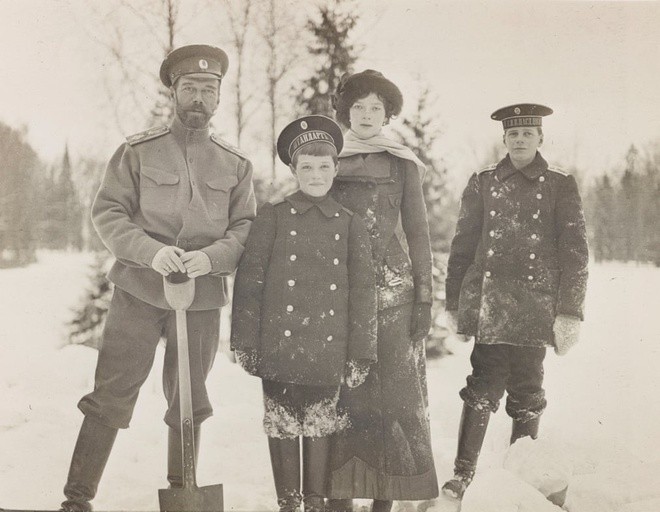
159, 273, 224, 512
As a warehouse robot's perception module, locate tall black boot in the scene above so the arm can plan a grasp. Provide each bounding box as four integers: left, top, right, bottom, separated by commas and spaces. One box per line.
302, 437, 329, 512
441, 404, 491, 500
61, 416, 118, 512
269, 437, 302, 512
326, 499, 352, 512
510, 416, 540, 444
371, 500, 393, 512
167, 425, 201, 488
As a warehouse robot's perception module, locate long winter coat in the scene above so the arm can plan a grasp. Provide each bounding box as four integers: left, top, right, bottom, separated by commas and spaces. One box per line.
92, 116, 257, 311
446, 152, 589, 347
230, 191, 377, 387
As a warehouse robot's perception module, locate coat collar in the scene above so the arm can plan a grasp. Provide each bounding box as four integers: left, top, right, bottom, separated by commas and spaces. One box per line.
285, 190, 343, 218
169, 114, 210, 144
337, 152, 391, 180
496, 152, 548, 181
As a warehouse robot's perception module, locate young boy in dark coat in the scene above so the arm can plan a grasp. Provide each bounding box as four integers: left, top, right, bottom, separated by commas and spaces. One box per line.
442, 104, 589, 502
231, 115, 377, 512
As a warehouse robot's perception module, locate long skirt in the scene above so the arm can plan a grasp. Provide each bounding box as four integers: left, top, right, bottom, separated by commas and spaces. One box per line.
327, 303, 439, 500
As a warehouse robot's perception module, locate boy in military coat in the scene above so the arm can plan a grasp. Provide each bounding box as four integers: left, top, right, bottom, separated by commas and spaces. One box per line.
442, 104, 589, 501
231, 115, 377, 512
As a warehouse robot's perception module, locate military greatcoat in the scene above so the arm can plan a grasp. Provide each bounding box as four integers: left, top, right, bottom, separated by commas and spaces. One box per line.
446, 152, 589, 347
230, 191, 377, 387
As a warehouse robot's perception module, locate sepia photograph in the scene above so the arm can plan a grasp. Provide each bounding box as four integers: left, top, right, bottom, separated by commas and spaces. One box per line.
1, 1, 659, 511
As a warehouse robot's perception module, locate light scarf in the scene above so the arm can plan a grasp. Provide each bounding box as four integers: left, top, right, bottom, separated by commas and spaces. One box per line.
339, 129, 426, 180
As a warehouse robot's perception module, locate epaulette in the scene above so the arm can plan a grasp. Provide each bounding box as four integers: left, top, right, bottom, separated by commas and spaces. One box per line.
210, 133, 248, 159
477, 163, 498, 174
547, 165, 569, 176
340, 206, 354, 216
271, 198, 286, 206
126, 126, 170, 146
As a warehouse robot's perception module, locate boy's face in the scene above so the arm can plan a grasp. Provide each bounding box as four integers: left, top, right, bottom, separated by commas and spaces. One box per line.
290, 154, 338, 197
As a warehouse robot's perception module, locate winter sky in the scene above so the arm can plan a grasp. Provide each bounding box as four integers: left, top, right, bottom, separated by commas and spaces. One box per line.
1, 0, 660, 185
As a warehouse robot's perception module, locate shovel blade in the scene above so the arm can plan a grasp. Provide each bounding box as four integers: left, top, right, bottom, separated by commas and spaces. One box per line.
159, 483, 224, 512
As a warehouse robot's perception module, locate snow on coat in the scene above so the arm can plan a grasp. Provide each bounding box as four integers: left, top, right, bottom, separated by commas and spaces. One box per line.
446, 153, 589, 347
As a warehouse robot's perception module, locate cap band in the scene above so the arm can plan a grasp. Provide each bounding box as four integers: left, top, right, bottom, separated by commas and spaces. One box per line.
289, 130, 336, 159
502, 116, 542, 129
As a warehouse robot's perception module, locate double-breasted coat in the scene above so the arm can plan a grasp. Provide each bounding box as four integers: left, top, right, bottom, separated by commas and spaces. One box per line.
446, 152, 589, 347
230, 191, 377, 387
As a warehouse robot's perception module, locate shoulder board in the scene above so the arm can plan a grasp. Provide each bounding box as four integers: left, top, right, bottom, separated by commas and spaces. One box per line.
340, 206, 354, 216
126, 126, 170, 146
477, 163, 497, 174
210, 134, 248, 159
271, 198, 286, 206
547, 165, 569, 176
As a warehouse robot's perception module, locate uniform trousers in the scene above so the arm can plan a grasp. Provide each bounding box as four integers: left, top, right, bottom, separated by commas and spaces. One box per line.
78, 287, 220, 429
460, 343, 547, 420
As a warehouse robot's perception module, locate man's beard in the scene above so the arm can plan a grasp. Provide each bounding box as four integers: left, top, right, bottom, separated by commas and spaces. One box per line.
176, 105, 213, 129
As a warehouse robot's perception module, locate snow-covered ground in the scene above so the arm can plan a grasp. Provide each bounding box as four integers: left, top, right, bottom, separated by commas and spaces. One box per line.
1, 252, 659, 511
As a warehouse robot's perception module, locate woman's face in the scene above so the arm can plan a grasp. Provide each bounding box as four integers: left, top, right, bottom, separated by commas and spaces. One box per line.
349, 92, 387, 139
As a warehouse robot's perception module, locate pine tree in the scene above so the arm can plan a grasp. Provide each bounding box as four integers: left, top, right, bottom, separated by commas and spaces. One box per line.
394, 85, 457, 358
296, 0, 360, 117
585, 174, 617, 262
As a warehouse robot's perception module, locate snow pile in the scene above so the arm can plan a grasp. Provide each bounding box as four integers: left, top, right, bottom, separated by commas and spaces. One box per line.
1, 255, 660, 511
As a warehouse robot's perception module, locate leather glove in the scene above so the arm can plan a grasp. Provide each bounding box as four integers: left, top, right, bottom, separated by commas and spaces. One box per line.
344, 359, 371, 388
446, 310, 470, 342
410, 302, 432, 341
235, 349, 260, 376
553, 315, 581, 356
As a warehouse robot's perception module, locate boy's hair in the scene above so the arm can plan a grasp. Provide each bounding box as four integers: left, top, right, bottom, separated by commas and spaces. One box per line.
291, 141, 339, 167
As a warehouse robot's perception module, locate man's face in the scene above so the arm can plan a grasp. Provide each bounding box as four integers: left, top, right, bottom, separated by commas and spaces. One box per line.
172, 75, 220, 129
290, 154, 338, 197
504, 127, 543, 167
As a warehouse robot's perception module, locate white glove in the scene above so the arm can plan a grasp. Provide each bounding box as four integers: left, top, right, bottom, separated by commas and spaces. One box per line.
553, 315, 581, 356
181, 250, 212, 278
151, 246, 186, 276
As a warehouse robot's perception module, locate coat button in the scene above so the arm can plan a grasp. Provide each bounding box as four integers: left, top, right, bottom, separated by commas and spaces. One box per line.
529, 253, 536, 260
334, 212, 340, 217
290, 230, 297, 236
528, 275, 534, 281
490, 210, 496, 217
330, 284, 337, 290
532, 213, 539, 219
290, 254, 297, 261
290, 208, 297, 214
286, 305, 294, 312
288, 279, 295, 287
485, 271, 492, 277
531, 234, 538, 240
487, 249, 494, 256
536, 193, 543, 200
329, 309, 335, 316
539, 176, 545, 182
284, 330, 291, 337
334, 234, 340, 240
333, 258, 339, 265
327, 335, 333, 341
489, 230, 495, 237
491, 191, 497, 197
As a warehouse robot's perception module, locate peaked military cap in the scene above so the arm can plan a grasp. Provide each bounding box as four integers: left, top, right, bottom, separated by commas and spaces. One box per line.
491, 103, 553, 129
160, 44, 229, 87
277, 115, 344, 166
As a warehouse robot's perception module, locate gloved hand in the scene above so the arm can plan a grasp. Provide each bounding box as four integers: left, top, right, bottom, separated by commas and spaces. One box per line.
151, 246, 186, 276
181, 250, 212, 278
345, 359, 371, 388
235, 349, 260, 376
446, 309, 470, 342
410, 302, 432, 341
553, 315, 581, 356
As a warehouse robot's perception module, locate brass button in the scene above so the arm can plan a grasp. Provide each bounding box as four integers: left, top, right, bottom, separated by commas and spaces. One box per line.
539, 176, 545, 182
533, 213, 539, 219
528, 275, 534, 281
290, 230, 297, 236
286, 305, 294, 312
290, 208, 297, 214
333, 258, 339, 265
334, 234, 340, 240
288, 279, 295, 287
529, 253, 536, 260
284, 330, 291, 337
329, 309, 335, 316
531, 234, 538, 240
485, 271, 492, 277
327, 335, 333, 341
290, 254, 297, 261
490, 210, 496, 217
536, 193, 543, 200
330, 284, 337, 291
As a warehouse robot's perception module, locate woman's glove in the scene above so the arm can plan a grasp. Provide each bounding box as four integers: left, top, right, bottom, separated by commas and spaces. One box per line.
234, 349, 260, 376
553, 315, 581, 356
410, 302, 432, 341
345, 359, 371, 388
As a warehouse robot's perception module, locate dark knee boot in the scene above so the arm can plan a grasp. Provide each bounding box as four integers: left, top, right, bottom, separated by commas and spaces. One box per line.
442, 404, 491, 500
326, 499, 352, 512
269, 437, 302, 512
302, 437, 329, 512
167, 425, 201, 488
371, 500, 393, 512
510, 415, 540, 444
61, 416, 118, 512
